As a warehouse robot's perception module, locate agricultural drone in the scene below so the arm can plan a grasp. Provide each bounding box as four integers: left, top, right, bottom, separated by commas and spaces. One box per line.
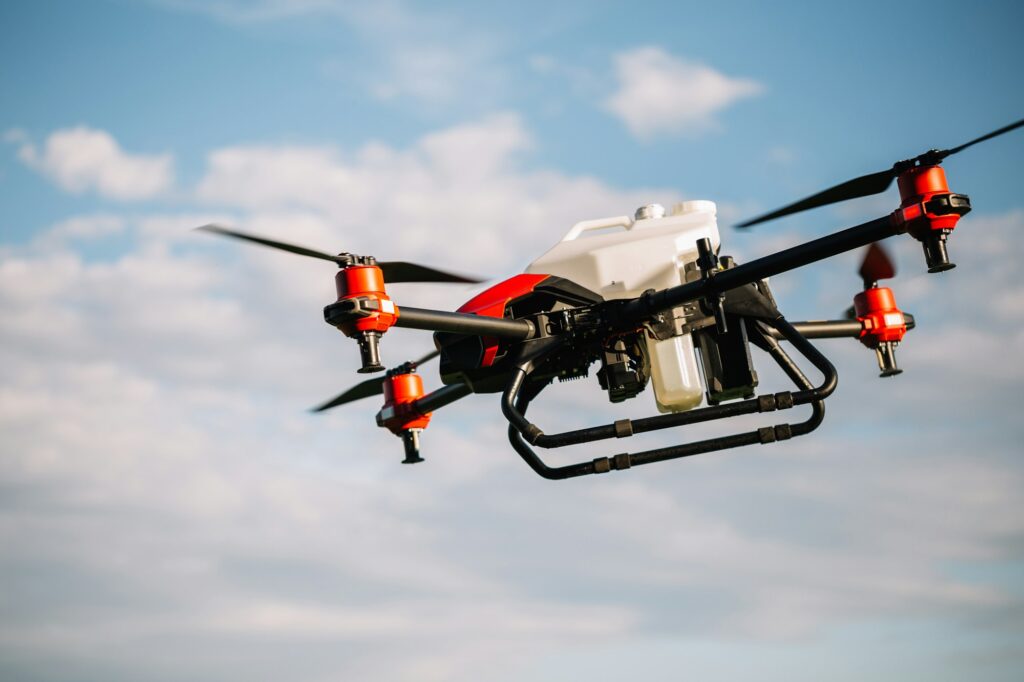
198, 117, 1023, 479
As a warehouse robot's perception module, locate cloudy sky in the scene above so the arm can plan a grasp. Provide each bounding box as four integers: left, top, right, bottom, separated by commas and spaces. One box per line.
2, 1, 1024, 680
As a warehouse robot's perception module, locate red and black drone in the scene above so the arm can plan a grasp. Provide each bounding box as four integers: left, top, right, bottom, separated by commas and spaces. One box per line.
198, 117, 1022, 479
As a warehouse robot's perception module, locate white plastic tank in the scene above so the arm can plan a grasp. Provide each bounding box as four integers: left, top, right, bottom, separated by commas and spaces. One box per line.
526, 201, 721, 412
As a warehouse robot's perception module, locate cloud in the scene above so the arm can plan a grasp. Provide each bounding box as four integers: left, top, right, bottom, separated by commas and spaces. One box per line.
2, 117, 1024, 680
195, 113, 672, 276
30, 214, 126, 248
12, 126, 174, 200
162, 0, 508, 107
604, 47, 763, 139
327, 4, 510, 108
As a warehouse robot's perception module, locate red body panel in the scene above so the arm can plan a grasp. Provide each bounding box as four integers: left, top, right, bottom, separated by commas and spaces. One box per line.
854, 286, 907, 348
456, 273, 549, 367
457, 273, 550, 317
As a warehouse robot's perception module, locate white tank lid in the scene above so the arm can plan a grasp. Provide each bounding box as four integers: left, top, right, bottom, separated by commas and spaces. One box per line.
671, 200, 717, 216
634, 203, 666, 220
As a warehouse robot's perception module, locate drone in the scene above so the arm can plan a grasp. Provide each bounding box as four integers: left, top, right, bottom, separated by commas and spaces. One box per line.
198, 117, 1023, 479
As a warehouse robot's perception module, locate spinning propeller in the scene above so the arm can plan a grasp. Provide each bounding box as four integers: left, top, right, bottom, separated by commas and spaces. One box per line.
197, 223, 482, 374
312, 349, 440, 413
843, 242, 897, 318
858, 241, 896, 289
737, 117, 1024, 228
196, 224, 483, 284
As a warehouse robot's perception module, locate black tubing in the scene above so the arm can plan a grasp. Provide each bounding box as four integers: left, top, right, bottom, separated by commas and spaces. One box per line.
759, 327, 825, 437
502, 315, 837, 479
503, 316, 835, 449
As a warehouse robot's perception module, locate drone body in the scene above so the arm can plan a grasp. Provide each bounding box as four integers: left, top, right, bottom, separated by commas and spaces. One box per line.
442, 201, 721, 408
198, 117, 1023, 479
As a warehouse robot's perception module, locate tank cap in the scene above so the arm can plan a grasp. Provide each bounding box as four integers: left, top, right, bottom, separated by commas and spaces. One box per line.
634, 203, 666, 220
671, 200, 717, 216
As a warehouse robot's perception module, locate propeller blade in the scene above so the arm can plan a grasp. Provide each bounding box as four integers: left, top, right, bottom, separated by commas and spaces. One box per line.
940, 117, 1024, 159
736, 116, 1023, 228
859, 242, 896, 286
377, 261, 483, 284
196, 224, 345, 264
405, 349, 441, 369
737, 168, 895, 228
311, 350, 440, 413
311, 376, 386, 412
197, 225, 484, 284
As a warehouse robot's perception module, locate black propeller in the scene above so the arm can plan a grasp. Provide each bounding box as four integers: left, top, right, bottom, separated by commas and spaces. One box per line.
311, 349, 440, 413
196, 224, 483, 284
737, 117, 1024, 228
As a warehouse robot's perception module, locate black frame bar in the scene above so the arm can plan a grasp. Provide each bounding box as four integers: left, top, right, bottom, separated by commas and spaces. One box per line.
500, 317, 837, 480
395, 306, 535, 339
617, 215, 901, 324
772, 315, 915, 341
413, 382, 473, 413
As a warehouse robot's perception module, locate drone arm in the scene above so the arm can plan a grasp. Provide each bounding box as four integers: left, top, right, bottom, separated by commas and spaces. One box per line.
787, 320, 863, 338
617, 215, 900, 326
410, 381, 473, 413
770, 315, 915, 340
395, 306, 534, 339
327, 302, 534, 340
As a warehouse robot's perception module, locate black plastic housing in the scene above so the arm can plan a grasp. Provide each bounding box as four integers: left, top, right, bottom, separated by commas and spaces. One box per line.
694, 315, 759, 404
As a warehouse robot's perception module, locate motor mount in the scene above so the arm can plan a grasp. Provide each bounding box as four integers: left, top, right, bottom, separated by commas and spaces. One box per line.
894, 163, 971, 273
376, 370, 431, 463
853, 286, 907, 377
331, 258, 399, 373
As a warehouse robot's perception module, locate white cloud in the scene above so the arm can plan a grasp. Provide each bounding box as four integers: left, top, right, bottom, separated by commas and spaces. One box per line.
31, 214, 126, 248
163, 0, 507, 107
604, 47, 763, 139
13, 126, 174, 200
196, 113, 672, 276
2, 116, 1024, 680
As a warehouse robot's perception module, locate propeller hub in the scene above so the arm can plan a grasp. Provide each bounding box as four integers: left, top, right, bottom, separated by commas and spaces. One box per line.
335, 253, 377, 268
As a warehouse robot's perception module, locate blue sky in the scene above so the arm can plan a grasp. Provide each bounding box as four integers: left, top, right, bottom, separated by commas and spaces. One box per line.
2, 1, 1024, 681
5, 0, 1024, 239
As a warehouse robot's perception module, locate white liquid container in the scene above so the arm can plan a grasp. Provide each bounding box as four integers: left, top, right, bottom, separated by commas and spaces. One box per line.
526, 201, 721, 412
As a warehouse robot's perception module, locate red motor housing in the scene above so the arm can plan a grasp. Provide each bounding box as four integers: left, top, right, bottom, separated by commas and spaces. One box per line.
892, 163, 971, 273
334, 265, 399, 336
853, 285, 907, 377
377, 372, 431, 434
896, 165, 965, 236
376, 371, 431, 464
853, 286, 906, 348
333, 264, 399, 373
